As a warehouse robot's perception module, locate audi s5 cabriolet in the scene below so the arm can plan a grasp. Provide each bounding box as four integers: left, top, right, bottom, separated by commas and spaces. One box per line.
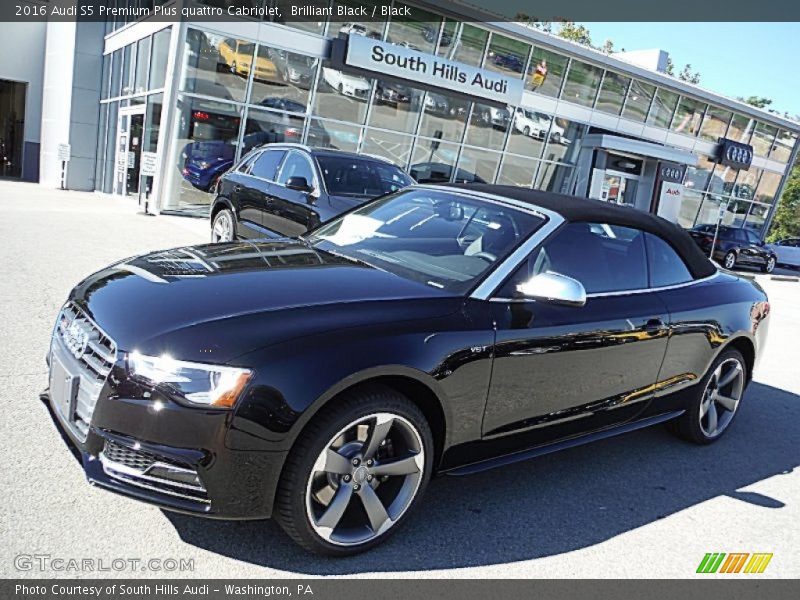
43, 184, 769, 555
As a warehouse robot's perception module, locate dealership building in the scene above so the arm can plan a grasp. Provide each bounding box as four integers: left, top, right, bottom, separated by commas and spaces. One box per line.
2, 1, 799, 236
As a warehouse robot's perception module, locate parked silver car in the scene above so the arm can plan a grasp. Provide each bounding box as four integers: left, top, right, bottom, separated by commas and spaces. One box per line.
767, 238, 800, 269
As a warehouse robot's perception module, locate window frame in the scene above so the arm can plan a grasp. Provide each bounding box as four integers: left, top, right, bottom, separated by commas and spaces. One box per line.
276, 150, 320, 191
247, 149, 288, 182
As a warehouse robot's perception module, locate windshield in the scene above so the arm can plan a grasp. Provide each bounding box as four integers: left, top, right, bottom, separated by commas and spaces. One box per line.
307, 188, 545, 293
316, 155, 414, 198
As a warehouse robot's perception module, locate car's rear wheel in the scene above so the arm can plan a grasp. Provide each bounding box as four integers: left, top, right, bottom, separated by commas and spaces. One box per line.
211, 208, 235, 243
724, 250, 737, 270
763, 256, 776, 273
668, 348, 747, 444
275, 385, 433, 556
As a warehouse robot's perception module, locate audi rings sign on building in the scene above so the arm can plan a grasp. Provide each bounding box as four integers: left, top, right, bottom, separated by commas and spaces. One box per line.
717, 138, 754, 170
659, 163, 687, 183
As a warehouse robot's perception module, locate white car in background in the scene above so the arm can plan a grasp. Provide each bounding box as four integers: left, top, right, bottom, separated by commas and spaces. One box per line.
321, 68, 371, 100
767, 238, 800, 269
513, 108, 549, 138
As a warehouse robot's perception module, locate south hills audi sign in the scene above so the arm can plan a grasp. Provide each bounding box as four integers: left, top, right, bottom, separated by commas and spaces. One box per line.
341, 34, 524, 106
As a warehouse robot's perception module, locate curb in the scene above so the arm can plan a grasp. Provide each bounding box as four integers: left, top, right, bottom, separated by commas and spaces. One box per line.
770, 275, 800, 282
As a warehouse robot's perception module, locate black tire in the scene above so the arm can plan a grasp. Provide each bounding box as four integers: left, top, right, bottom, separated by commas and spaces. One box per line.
523, 126, 531, 136
667, 347, 747, 445
762, 256, 776, 273
723, 250, 737, 270
274, 384, 434, 556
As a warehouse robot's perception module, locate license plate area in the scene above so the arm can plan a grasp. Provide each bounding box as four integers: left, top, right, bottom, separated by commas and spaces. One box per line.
50, 354, 78, 422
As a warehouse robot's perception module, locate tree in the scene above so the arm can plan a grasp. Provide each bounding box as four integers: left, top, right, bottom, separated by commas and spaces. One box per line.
557, 22, 593, 47
678, 64, 701, 84
767, 162, 800, 242
600, 39, 615, 55
737, 96, 773, 110
665, 57, 675, 76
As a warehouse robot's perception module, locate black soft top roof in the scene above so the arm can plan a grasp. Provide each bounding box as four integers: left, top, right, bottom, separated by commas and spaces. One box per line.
445, 183, 717, 279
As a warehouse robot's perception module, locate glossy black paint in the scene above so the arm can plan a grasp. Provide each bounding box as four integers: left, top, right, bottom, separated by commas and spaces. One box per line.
689, 224, 776, 269
212, 144, 413, 239
44, 193, 770, 520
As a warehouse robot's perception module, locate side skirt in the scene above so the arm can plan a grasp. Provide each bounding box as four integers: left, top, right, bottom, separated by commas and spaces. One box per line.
444, 410, 685, 476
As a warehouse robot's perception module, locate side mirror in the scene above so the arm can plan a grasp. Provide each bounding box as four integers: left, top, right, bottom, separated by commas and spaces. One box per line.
286, 176, 313, 192
435, 202, 464, 221
516, 271, 587, 307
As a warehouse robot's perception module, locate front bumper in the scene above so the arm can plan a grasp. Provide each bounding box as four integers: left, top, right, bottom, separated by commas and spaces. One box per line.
42, 314, 287, 520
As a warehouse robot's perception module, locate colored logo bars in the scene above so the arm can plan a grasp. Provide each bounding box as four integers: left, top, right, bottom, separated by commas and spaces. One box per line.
696, 552, 773, 574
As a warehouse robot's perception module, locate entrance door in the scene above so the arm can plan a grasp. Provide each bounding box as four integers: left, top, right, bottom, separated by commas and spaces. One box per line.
0, 79, 26, 178
601, 171, 639, 206
115, 106, 146, 198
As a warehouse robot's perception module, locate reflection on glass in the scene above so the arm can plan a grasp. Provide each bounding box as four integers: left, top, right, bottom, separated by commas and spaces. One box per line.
751, 122, 778, 157
684, 156, 715, 195
409, 140, 464, 183
745, 202, 769, 230
771, 130, 797, 163
755, 170, 781, 204
465, 102, 509, 151
707, 164, 737, 198
102, 102, 118, 193
369, 79, 422, 133
496, 154, 538, 187
457, 147, 500, 184
362, 128, 413, 168
506, 108, 550, 159
727, 113, 754, 144
699, 105, 731, 142
385, 3, 440, 55
541, 118, 587, 164
671, 97, 706, 136
244, 108, 305, 154
437, 23, 488, 68
485, 33, 529, 78
122, 45, 133, 96
182, 30, 249, 102
165, 96, 243, 213
694, 194, 724, 227
307, 118, 360, 151
646, 89, 678, 129
251, 46, 317, 111
134, 37, 151, 94
149, 28, 171, 91
732, 167, 760, 200
677, 187, 703, 229
562, 61, 602, 107
101, 53, 111, 99
595, 71, 630, 115
314, 67, 371, 124
110, 49, 122, 98
535, 162, 574, 194
331, 1, 386, 40
144, 93, 163, 153
622, 79, 654, 122
526, 46, 568, 98
417, 91, 469, 142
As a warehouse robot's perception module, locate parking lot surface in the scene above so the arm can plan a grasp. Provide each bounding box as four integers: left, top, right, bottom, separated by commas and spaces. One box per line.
0, 181, 797, 578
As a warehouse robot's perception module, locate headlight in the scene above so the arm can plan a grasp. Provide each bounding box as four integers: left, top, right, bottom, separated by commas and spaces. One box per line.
128, 352, 252, 409
198, 161, 212, 170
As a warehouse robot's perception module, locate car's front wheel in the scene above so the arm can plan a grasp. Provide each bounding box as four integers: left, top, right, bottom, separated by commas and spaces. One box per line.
275, 385, 433, 556
211, 208, 235, 243
724, 250, 737, 270
668, 348, 747, 444
763, 256, 776, 273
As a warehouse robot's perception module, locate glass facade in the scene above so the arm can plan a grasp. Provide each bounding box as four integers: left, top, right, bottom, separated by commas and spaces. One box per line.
95, 11, 796, 237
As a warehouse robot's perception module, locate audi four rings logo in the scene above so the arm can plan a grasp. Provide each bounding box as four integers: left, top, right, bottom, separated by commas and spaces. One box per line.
661, 167, 683, 180
726, 145, 753, 164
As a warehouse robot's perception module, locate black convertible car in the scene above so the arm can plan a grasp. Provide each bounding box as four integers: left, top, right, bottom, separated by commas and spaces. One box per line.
43, 184, 769, 555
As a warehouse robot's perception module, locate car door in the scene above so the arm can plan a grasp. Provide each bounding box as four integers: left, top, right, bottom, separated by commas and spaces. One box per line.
237, 148, 286, 239
264, 150, 321, 237
742, 229, 769, 264
483, 222, 670, 449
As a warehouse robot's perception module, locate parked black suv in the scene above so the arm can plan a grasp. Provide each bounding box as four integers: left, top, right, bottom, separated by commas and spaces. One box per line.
688, 224, 777, 272
210, 144, 414, 240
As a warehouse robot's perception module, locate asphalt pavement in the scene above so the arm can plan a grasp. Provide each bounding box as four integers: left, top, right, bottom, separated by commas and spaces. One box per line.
0, 180, 797, 578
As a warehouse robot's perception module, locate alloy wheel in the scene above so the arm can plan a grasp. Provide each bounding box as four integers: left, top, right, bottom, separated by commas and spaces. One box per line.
699, 358, 745, 437
724, 252, 736, 269
305, 412, 425, 546
766, 257, 776, 273
212, 212, 233, 242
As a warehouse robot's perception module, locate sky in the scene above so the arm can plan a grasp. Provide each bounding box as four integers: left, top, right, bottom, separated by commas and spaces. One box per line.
578, 22, 800, 118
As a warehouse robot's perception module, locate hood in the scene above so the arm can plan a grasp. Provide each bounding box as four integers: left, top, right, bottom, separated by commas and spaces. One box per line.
71, 239, 455, 362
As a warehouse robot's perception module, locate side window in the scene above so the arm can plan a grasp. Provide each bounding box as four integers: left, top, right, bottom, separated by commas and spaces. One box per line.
498, 222, 648, 296
732, 229, 748, 243
237, 152, 258, 173
744, 230, 761, 245
250, 150, 285, 181
278, 152, 315, 187
645, 233, 693, 287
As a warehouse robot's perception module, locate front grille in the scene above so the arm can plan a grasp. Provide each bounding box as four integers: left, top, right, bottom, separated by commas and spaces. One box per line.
53, 302, 117, 438
100, 440, 210, 505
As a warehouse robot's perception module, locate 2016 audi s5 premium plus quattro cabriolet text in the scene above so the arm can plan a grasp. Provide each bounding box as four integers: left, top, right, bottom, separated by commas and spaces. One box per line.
43, 184, 769, 555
